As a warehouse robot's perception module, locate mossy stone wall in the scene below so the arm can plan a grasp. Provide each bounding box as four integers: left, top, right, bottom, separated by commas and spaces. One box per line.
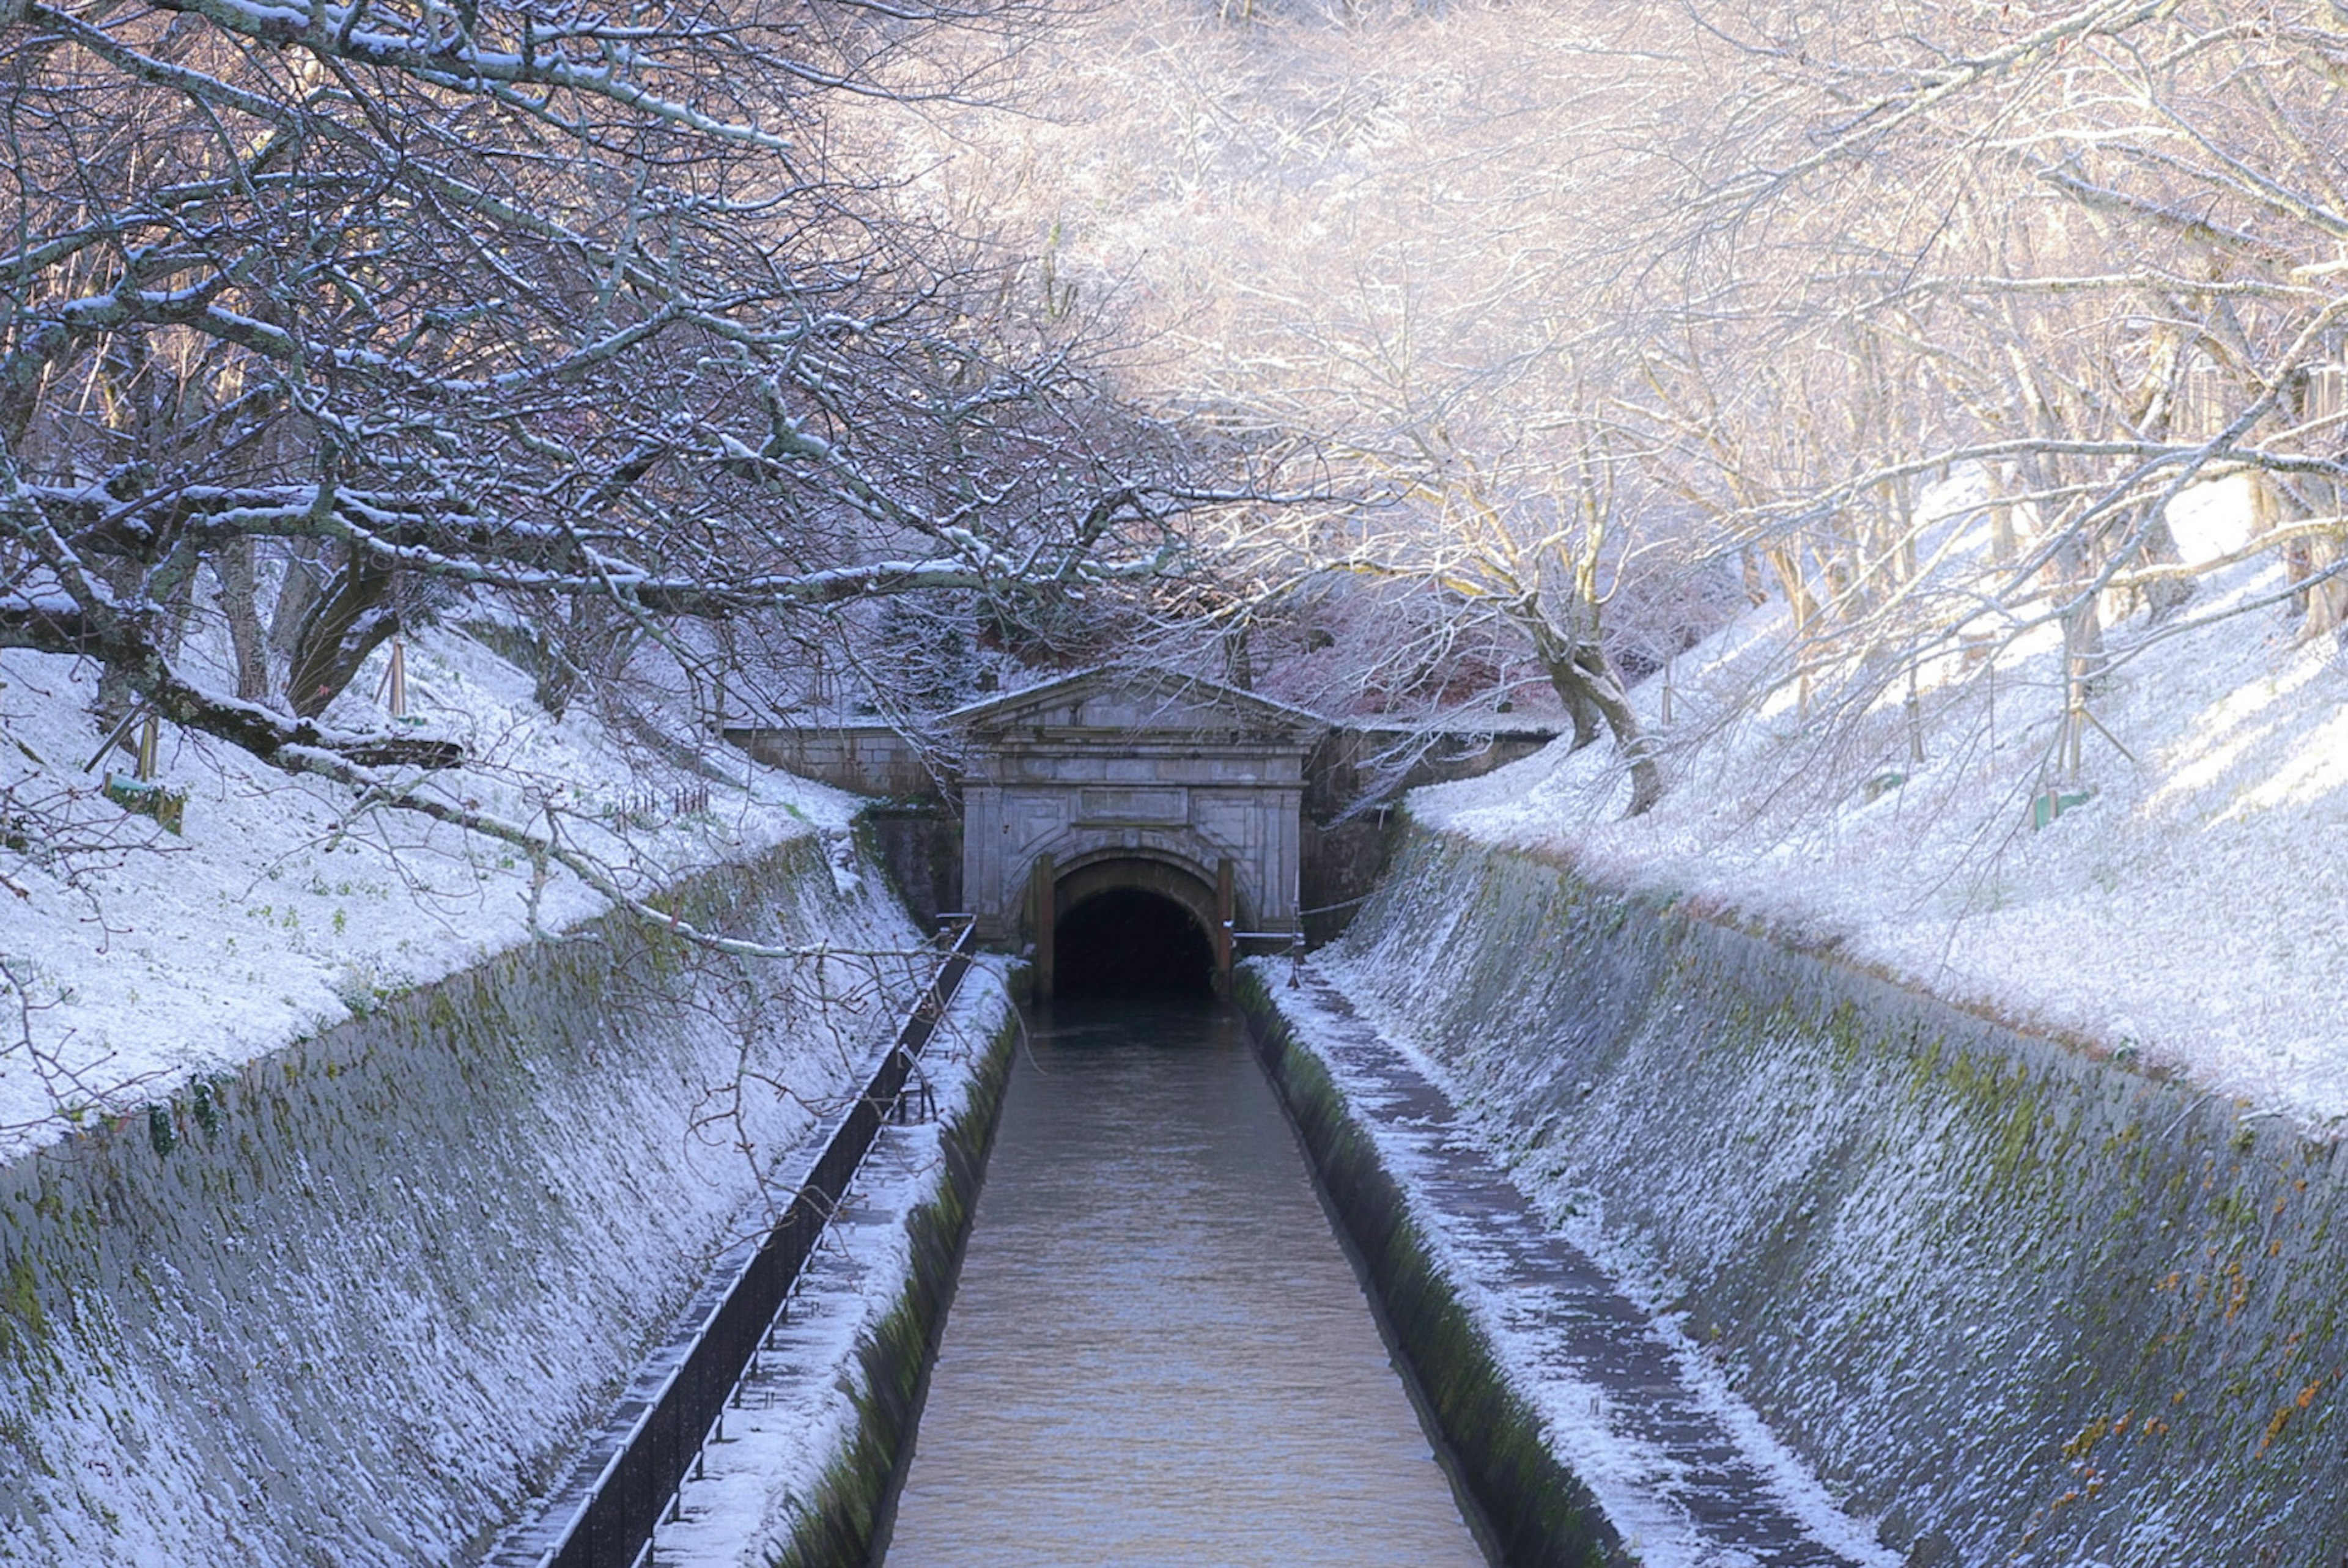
1332, 826, 2348, 1566
0, 838, 914, 1567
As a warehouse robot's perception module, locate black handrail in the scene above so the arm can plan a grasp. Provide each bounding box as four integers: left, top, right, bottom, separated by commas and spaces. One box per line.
522, 918, 978, 1568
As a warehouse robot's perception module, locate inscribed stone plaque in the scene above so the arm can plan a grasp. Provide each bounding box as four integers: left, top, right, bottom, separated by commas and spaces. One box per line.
1076, 786, 1187, 825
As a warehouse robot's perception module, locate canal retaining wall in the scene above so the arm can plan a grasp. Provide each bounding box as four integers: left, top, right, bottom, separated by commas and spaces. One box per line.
605, 958, 1021, 1568
0, 834, 922, 1567
1239, 973, 1624, 1568
1309, 823, 2348, 1566
762, 977, 1017, 1568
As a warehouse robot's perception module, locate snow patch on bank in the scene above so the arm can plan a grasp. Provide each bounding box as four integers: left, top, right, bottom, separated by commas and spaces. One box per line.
0, 628, 861, 1155
1408, 476, 2348, 1125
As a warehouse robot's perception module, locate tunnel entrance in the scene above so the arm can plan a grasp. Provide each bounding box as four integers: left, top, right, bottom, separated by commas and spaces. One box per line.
1052, 889, 1216, 996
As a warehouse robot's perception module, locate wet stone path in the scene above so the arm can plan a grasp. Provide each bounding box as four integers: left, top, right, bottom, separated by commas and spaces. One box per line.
1265, 968, 1892, 1568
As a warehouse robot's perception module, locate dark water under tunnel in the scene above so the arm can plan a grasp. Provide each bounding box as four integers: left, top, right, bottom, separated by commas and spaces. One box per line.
1052, 889, 1217, 995
876, 998, 1490, 1567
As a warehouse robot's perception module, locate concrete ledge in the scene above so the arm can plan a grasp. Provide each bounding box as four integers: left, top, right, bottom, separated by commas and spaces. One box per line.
1237, 968, 1619, 1568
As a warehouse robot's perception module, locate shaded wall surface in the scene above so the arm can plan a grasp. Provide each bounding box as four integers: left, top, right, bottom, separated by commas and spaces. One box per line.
865, 802, 963, 931
1334, 826, 2348, 1567
0, 838, 917, 1567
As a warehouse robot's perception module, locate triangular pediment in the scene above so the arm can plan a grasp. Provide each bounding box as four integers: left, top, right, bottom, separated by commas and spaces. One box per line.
948, 666, 1326, 744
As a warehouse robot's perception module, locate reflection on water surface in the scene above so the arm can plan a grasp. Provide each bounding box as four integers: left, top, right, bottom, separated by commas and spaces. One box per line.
880, 999, 1488, 1568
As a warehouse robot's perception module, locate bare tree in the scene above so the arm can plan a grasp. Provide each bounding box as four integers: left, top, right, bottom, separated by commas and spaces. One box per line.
1662, 0, 2348, 672
0, 0, 1239, 938
641, 0, 2348, 815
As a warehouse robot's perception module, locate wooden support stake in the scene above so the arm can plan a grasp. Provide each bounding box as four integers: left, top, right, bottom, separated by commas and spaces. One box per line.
1984, 659, 1997, 781
1905, 658, 1925, 764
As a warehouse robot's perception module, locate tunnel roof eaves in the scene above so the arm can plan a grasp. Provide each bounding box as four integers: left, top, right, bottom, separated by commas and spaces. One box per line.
944, 665, 1329, 741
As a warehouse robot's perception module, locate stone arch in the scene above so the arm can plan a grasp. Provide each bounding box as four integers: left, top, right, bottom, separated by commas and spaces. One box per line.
1032, 847, 1249, 996
1057, 852, 1223, 936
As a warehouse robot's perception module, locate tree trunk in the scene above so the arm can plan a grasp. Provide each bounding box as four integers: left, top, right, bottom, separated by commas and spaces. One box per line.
2133, 507, 2196, 622
268, 543, 327, 675
532, 597, 639, 720
1524, 613, 1662, 815
2305, 529, 2348, 641
1222, 622, 1253, 691
1526, 619, 1602, 750
2293, 452, 2345, 639
1574, 644, 1664, 817
212, 536, 273, 702
284, 547, 399, 718
1543, 658, 1603, 751
92, 555, 147, 741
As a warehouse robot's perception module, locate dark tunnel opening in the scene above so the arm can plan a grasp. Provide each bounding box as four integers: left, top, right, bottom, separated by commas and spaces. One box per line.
1053, 887, 1216, 996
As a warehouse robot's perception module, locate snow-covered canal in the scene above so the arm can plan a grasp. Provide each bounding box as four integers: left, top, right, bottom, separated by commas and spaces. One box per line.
878, 998, 1490, 1567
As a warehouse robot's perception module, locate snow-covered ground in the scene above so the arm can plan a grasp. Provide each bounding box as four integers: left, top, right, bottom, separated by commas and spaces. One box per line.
1411, 475, 2348, 1127
0, 628, 864, 1158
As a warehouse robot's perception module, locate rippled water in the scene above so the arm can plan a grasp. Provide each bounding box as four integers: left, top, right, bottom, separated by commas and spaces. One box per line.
880, 999, 1490, 1568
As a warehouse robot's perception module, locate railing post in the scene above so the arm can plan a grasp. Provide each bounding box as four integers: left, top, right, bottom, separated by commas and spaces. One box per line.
1215, 857, 1235, 995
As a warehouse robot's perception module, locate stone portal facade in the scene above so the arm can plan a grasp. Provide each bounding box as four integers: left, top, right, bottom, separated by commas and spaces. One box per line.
950, 669, 1324, 977
724, 669, 1560, 969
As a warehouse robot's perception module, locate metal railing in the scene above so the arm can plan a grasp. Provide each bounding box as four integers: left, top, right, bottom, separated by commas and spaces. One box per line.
520, 916, 979, 1568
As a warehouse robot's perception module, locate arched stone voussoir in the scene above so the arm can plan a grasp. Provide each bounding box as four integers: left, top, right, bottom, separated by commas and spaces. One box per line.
1048, 849, 1244, 945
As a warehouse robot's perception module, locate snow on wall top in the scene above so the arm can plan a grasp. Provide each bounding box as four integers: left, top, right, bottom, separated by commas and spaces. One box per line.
947, 663, 1329, 742
0, 627, 862, 1159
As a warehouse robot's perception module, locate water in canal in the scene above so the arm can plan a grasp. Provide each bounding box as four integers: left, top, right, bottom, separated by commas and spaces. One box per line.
879, 998, 1490, 1567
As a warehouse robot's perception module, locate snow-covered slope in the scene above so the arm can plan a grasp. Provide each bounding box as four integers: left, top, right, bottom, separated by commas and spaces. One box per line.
0, 625, 947, 1564
1412, 476, 2348, 1125
0, 628, 865, 1157
1315, 830, 2348, 1565
0, 830, 926, 1567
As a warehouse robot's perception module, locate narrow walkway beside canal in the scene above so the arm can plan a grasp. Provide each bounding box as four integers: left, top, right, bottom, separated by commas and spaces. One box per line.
1261, 968, 1895, 1567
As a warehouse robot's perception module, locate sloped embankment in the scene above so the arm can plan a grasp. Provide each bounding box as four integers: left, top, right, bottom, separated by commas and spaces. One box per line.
1241, 968, 1883, 1567
0, 835, 919, 1567
1320, 825, 2348, 1566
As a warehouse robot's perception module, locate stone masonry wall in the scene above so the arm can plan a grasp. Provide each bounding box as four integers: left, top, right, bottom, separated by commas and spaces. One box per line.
1331, 825, 2348, 1567
0, 836, 918, 1567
